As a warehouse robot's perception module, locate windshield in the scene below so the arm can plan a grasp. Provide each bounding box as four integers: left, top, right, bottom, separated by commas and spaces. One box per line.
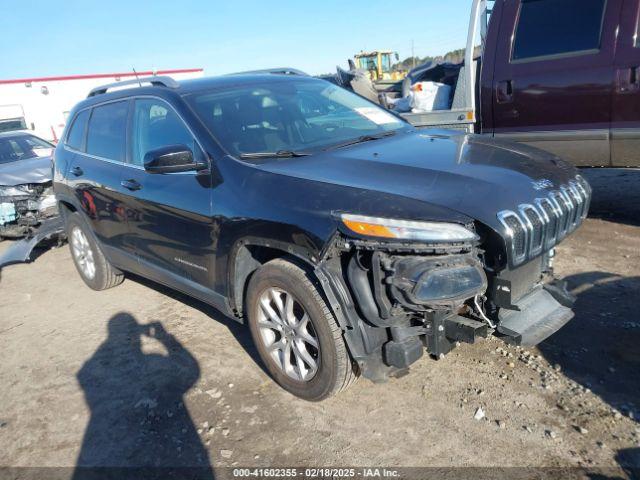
0, 134, 54, 165
186, 78, 408, 157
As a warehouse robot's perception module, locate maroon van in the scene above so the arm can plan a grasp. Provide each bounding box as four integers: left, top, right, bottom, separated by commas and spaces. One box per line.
395, 0, 640, 167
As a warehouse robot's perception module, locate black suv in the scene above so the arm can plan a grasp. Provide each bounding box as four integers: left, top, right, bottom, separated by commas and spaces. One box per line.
54, 73, 590, 401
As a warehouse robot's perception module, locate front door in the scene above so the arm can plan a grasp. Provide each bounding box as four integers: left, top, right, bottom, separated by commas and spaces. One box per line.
611, 0, 640, 166
491, 0, 620, 166
120, 97, 214, 289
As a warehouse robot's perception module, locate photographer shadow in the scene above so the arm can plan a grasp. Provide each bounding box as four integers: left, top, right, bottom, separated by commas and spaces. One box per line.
72, 312, 214, 480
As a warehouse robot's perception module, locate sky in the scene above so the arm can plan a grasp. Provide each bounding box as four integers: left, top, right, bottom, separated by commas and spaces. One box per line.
0, 0, 472, 80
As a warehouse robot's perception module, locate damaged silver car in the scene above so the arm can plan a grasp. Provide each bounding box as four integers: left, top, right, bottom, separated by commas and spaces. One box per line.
0, 132, 63, 267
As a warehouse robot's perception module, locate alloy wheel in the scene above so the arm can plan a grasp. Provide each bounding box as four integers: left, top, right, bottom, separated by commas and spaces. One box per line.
256, 287, 320, 381
70, 226, 96, 280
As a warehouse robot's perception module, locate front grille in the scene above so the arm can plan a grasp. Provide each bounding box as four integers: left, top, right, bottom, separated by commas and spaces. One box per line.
497, 175, 591, 266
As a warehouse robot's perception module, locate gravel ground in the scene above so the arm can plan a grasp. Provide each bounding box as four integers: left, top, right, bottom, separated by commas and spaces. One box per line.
0, 168, 638, 478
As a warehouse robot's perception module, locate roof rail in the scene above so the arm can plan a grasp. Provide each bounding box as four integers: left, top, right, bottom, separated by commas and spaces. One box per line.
228, 67, 309, 77
87, 75, 179, 97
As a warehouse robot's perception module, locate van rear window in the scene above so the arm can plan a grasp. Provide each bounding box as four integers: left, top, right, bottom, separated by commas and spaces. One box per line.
512, 0, 606, 61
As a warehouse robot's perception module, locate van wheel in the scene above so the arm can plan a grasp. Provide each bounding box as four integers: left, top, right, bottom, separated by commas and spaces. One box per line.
246, 258, 357, 401
66, 213, 123, 291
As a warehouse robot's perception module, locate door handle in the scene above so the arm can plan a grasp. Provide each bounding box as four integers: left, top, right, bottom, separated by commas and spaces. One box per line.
121, 179, 142, 191
617, 67, 640, 93
496, 80, 514, 103
71, 166, 83, 177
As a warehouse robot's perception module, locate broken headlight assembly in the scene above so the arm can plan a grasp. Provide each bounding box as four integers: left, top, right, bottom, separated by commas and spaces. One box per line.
389, 256, 487, 307
0, 185, 33, 198
340, 213, 478, 242
339, 213, 487, 317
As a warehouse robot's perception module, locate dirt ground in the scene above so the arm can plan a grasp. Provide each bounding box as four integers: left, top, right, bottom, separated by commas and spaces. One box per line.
0, 168, 639, 478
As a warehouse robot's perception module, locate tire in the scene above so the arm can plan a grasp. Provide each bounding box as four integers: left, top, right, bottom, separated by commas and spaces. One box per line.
246, 258, 357, 401
66, 213, 124, 291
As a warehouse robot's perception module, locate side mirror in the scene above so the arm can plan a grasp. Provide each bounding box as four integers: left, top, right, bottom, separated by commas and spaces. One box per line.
143, 144, 207, 174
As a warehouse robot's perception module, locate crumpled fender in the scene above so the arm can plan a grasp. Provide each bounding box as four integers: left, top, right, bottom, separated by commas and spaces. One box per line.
0, 217, 64, 270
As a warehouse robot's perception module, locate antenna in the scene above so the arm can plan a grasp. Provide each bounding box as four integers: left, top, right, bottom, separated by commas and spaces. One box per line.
132, 67, 142, 87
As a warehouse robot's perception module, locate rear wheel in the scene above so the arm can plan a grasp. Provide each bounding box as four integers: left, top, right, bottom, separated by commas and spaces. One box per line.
246, 258, 357, 401
66, 213, 123, 291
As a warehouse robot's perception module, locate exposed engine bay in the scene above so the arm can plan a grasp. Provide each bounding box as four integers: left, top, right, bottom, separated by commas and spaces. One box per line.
317, 230, 577, 383
0, 182, 58, 238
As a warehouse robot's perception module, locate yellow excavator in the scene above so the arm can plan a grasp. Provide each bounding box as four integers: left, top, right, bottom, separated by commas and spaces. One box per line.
352, 50, 407, 84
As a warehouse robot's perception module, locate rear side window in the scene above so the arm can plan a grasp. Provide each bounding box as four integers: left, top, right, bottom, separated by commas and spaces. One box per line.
66, 109, 89, 151
86, 101, 128, 161
512, 0, 606, 61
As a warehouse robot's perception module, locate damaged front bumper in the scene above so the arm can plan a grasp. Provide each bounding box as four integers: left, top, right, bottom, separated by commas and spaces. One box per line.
0, 216, 64, 269
0, 183, 63, 269
0, 183, 59, 238
317, 235, 575, 382
497, 280, 575, 347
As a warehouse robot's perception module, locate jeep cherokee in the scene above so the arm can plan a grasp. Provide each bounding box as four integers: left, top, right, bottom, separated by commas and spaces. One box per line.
53, 73, 590, 401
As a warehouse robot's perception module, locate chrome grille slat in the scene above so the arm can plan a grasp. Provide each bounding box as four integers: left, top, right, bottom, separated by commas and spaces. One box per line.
497, 175, 591, 267
519, 204, 545, 256
535, 197, 558, 249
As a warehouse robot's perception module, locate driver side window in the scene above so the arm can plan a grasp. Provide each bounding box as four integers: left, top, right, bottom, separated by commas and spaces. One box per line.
131, 99, 198, 167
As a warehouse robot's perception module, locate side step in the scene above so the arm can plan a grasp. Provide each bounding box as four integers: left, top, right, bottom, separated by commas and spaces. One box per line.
497, 287, 574, 347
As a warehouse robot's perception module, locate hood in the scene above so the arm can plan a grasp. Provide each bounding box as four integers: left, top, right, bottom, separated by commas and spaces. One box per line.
0, 156, 53, 186
254, 130, 578, 232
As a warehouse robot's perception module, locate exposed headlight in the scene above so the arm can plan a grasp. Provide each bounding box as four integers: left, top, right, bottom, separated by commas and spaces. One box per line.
390, 256, 487, 305
0, 185, 31, 197
413, 264, 486, 302
340, 213, 478, 242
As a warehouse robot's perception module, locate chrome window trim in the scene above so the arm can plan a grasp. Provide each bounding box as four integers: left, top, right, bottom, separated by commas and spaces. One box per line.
63, 144, 126, 166
63, 144, 198, 176
63, 95, 207, 177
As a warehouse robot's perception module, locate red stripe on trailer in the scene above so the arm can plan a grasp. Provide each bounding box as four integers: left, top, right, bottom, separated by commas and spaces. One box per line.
0, 68, 204, 85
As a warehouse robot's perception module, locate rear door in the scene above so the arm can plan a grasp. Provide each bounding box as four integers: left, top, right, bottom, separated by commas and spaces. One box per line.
120, 97, 214, 289
611, 0, 640, 166
67, 101, 130, 256
491, 0, 620, 166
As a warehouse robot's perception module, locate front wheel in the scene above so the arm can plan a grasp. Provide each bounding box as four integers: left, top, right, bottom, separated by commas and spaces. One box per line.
66, 213, 124, 291
246, 258, 357, 401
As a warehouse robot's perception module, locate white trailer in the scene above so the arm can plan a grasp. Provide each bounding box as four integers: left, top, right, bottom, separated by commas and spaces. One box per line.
0, 68, 204, 142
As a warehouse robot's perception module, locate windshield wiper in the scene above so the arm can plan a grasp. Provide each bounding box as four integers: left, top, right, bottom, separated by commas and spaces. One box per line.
327, 130, 398, 150
239, 150, 311, 159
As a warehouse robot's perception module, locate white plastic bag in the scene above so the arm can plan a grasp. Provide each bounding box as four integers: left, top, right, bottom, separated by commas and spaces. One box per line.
389, 95, 412, 113
409, 81, 451, 112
